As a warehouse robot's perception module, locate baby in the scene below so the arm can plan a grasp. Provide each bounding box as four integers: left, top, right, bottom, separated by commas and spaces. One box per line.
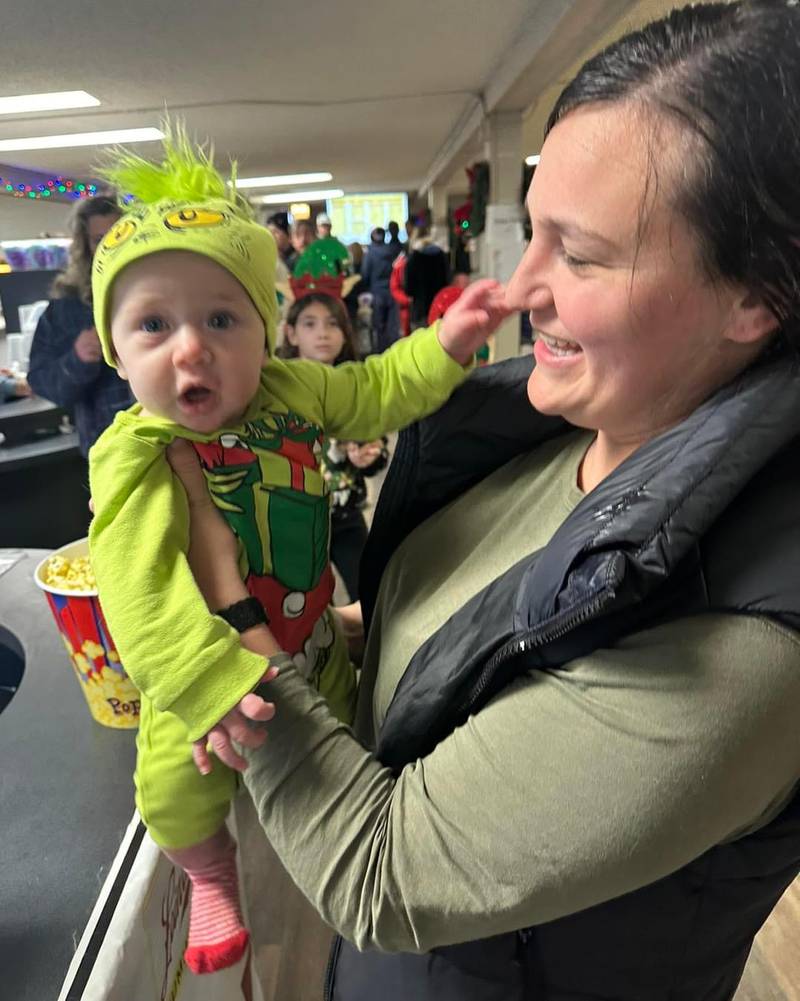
88, 131, 508, 974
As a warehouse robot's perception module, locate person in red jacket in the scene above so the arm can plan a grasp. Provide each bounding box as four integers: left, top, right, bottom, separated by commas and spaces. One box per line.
389, 253, 411, 336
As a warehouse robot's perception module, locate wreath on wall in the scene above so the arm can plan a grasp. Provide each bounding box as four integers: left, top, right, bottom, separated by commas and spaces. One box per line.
468, 161, 490, 237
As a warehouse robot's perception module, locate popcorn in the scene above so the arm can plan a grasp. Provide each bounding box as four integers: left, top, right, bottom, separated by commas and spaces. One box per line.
35, 540, 140, 729
42, 554, 97, 593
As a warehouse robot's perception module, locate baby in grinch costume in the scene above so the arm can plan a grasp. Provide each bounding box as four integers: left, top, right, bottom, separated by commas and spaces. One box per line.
88, 130, 509, 974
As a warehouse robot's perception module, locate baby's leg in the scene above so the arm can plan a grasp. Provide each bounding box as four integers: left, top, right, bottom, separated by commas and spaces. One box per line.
164, 826, 248, 975
136, 696, 248, 974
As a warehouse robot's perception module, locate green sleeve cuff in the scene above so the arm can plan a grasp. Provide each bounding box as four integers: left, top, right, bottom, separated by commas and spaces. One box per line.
410, 321, 476, 387
169, 638, 275, 741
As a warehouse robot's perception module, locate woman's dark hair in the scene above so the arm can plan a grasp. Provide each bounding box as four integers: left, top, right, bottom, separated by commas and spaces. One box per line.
547, 0, 800, 346
52, 194, 120, 303
278, 292, 359, 363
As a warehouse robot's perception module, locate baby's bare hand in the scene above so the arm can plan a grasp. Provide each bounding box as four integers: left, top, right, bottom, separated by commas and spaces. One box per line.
192, 667, 279, 775
437, 279, 511, 365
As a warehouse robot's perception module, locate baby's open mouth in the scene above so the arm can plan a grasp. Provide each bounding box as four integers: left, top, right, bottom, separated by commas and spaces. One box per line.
180, 385, 212, 405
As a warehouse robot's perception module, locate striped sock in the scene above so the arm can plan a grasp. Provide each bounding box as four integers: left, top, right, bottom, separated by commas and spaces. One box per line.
182, 839, 249, 975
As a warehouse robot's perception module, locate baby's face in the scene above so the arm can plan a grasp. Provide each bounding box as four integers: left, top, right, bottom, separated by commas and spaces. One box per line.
110, 251, 267, 433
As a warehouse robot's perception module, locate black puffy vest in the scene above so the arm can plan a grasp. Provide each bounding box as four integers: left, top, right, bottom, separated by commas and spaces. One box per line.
327, 352, 800, 1001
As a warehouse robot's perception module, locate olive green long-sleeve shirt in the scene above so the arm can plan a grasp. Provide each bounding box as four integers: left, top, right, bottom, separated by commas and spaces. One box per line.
242, 431, 800, 952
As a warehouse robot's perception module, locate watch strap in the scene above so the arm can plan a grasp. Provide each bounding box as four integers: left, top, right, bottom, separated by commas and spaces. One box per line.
215, 596, 269, 633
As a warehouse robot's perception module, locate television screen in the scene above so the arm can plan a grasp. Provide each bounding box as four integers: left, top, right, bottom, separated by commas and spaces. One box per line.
326, 193, 409, 246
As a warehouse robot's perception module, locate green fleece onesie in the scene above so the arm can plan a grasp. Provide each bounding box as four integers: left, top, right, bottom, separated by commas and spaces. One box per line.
89, 325, 470, 848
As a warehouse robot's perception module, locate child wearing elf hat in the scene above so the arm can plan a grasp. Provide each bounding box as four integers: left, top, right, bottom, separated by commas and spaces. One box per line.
88, 129, 510, 975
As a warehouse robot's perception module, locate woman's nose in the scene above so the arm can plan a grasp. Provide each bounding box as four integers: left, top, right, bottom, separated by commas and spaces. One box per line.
173, 325, 211, 366
505, 241, 553, 313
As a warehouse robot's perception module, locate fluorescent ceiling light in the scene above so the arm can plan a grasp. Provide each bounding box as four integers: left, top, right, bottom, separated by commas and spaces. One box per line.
525, 154, 540, 166
0, 90, 100, 116
254, 188, 344, 204
236, 171, 332, 189
0, 127, 164, 152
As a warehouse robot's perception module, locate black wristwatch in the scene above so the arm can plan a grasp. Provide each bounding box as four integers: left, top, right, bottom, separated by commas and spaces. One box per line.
215, 597, 269, 634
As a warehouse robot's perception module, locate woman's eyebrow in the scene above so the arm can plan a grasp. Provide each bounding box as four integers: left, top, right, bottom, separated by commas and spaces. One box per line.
538, 215, 621, 251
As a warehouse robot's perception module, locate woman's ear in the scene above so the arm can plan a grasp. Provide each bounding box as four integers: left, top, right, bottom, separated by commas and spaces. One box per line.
284, 323, 297, 346
727, 291, 780, 345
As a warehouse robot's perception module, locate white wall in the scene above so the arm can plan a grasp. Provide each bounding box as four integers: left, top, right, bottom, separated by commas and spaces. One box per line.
0, 197, 72, 241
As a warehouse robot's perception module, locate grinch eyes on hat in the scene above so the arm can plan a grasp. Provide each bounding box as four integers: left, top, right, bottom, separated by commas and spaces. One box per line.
102, 218, 138, 250
164, 208, 226, 230
99, 206, 230, 254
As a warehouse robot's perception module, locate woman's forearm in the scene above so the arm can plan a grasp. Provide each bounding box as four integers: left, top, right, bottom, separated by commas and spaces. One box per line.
240, 615, 800, 955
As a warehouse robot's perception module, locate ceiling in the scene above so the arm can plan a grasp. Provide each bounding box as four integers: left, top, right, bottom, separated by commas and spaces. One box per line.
0, 0, 640, 205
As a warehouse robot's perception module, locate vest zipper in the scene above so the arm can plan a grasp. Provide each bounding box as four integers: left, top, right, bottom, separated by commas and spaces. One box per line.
514, 926, 534, 962
323, 933, 343, 1001
454, 585, 617, 720
515, 928, 535, 994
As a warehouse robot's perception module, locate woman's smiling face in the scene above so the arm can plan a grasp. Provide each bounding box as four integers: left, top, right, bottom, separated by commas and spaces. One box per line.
506, 103, 773, 448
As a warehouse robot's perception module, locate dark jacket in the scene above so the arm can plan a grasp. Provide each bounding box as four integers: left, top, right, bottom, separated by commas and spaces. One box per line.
360, 242, 400, 294
328, 350, 800, 1001
27, 297, 134, 456
404, 242, 449, 325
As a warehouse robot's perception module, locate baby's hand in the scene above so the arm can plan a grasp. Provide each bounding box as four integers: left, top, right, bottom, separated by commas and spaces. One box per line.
437, 279, 511, 365
193, 667, 278, 775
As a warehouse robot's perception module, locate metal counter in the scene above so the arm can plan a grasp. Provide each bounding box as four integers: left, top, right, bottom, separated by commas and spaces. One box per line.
0, 549, 136, 1001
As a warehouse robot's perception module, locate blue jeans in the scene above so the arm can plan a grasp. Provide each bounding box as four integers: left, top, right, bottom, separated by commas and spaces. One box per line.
371, 291, 400, 354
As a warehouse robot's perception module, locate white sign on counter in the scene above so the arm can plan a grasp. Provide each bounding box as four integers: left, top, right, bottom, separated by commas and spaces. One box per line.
58, 812, 263, 1001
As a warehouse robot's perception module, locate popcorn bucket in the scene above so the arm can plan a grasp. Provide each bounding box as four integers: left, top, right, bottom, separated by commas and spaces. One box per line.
34, 538, 140, 729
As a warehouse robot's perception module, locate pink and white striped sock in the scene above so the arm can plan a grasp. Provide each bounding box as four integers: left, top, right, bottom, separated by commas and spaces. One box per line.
180, 837, 249, 975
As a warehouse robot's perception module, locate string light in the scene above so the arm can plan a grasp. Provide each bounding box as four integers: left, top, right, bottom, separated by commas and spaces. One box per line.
0, 172, 98, 200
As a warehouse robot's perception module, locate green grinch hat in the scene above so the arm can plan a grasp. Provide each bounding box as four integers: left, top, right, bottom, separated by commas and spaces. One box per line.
91, 125, 279, 367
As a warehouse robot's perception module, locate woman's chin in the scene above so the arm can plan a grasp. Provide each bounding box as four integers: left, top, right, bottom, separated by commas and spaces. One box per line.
527, 369, 566, 417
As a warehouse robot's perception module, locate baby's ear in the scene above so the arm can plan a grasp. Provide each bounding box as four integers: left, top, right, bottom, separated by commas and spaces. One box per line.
108, 330, 125, 376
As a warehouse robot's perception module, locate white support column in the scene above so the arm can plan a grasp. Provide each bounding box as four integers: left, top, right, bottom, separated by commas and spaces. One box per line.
474, 111, 527, 361
426, 184, 450, 251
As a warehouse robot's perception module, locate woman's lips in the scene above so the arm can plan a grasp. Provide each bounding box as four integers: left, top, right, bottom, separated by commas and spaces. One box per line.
533, 331, 583, 366
535, 331, 581, 354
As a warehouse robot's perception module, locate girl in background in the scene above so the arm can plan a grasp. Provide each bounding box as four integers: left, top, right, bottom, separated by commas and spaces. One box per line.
280, 293, 388, 601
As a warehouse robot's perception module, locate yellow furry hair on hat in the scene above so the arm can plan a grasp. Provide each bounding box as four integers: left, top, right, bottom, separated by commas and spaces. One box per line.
91, 125, 279, 367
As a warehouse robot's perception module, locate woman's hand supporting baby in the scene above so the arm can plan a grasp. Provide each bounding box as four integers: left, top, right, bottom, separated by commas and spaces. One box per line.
436, 279, 511, 366
167, 439, 282, 775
